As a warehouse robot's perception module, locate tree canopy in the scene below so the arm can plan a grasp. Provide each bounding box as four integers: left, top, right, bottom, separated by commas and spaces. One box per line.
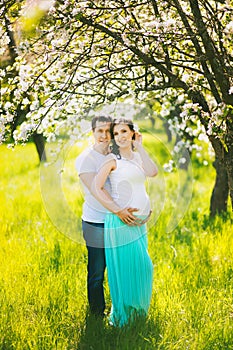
1, 0, 233, 212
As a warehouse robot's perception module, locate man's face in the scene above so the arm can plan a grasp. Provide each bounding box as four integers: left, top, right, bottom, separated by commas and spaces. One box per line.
93, 121, 111, 150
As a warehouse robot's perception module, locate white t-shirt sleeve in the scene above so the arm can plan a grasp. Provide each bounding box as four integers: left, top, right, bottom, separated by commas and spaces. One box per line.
103, 153, 117, 164
75, 148, 112, 222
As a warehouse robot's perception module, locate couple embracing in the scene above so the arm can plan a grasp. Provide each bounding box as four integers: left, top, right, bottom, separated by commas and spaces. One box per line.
75, 115, 158, 327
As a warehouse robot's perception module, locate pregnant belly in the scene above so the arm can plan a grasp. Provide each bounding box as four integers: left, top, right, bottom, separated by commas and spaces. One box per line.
111, 180, 151, 216
113, 191, 151, 216
129, 195, 151, 216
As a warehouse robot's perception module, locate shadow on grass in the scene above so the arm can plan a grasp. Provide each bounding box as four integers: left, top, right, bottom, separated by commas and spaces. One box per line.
76, 313, 161, 350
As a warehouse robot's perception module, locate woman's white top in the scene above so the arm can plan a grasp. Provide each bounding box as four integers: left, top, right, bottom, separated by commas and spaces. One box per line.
108, 153, 151, 216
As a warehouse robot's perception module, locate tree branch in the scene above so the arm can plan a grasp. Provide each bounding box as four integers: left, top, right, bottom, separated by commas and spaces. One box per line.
172, 0, 222, 104
189, 0, 233, 105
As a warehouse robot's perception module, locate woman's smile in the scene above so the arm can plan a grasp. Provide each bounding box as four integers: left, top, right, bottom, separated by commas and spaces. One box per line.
113, 123, 134, 148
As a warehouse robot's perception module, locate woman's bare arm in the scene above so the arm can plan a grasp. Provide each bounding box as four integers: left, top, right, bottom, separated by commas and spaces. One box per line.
133, 133, 158, 177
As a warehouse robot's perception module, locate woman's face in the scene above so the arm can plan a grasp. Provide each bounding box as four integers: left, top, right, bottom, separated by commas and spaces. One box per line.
113, 123, 134, 149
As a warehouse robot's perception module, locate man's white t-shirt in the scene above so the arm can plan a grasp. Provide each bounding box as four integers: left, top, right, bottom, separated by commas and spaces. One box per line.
75, 147, 111, 223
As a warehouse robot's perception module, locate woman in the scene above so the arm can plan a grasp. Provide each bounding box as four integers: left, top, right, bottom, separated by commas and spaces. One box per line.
92, 118, 158, 326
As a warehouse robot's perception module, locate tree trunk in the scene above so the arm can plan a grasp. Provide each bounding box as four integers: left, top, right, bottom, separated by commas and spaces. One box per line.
33, 133, 46, 162
226, 160, 233, 211
225, 119, 233, 211
174, 135, 191, 171
149, 116, 155, 129
163, 120, 172, 142
210, 157, 229, 216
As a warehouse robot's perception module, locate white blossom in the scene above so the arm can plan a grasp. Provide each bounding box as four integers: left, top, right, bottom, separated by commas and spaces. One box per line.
163, 160, 175, 173
4, 102, 12, 110
179, 157, 186, 164
80, 119, 91, 133
6, 113, 14, 122
0, 26, 10, 55
225, 21, 233, 35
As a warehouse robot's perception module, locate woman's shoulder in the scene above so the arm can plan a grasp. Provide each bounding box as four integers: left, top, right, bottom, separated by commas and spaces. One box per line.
101, 153, 117, 172
105, 153, 118, 161
106, 153, 117, 160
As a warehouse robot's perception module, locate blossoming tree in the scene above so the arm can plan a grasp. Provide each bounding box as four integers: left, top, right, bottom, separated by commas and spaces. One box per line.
1, 0, 233, 215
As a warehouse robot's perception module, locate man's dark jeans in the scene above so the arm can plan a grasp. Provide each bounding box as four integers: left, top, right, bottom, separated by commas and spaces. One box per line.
82, 220, 106, 317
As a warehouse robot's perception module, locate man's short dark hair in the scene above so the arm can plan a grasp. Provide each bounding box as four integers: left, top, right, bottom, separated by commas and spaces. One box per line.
91, 116, 112, 130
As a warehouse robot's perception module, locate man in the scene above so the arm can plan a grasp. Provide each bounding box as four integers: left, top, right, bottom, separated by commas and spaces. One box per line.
75, 115, 138, 318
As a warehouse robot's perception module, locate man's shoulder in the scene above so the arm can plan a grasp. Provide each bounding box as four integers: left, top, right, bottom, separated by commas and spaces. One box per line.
75, 148, 93, 171
76, 146, 93, 158
75, 147, 106, 173
76, 147, 97, 163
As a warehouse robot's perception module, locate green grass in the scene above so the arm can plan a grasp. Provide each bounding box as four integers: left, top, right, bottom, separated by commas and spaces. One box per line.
0, 133, 233, 349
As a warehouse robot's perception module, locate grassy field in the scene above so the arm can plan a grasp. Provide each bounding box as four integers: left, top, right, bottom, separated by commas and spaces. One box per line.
0, 127, 233, 349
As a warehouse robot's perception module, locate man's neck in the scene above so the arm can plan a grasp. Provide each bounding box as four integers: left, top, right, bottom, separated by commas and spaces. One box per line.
93, 144, 109, 155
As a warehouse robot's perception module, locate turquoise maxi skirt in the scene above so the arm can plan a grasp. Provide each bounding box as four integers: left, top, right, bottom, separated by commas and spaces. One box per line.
104, 213, 154, 327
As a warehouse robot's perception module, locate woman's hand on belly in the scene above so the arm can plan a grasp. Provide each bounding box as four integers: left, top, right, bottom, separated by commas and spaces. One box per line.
135, 210, 152, 226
